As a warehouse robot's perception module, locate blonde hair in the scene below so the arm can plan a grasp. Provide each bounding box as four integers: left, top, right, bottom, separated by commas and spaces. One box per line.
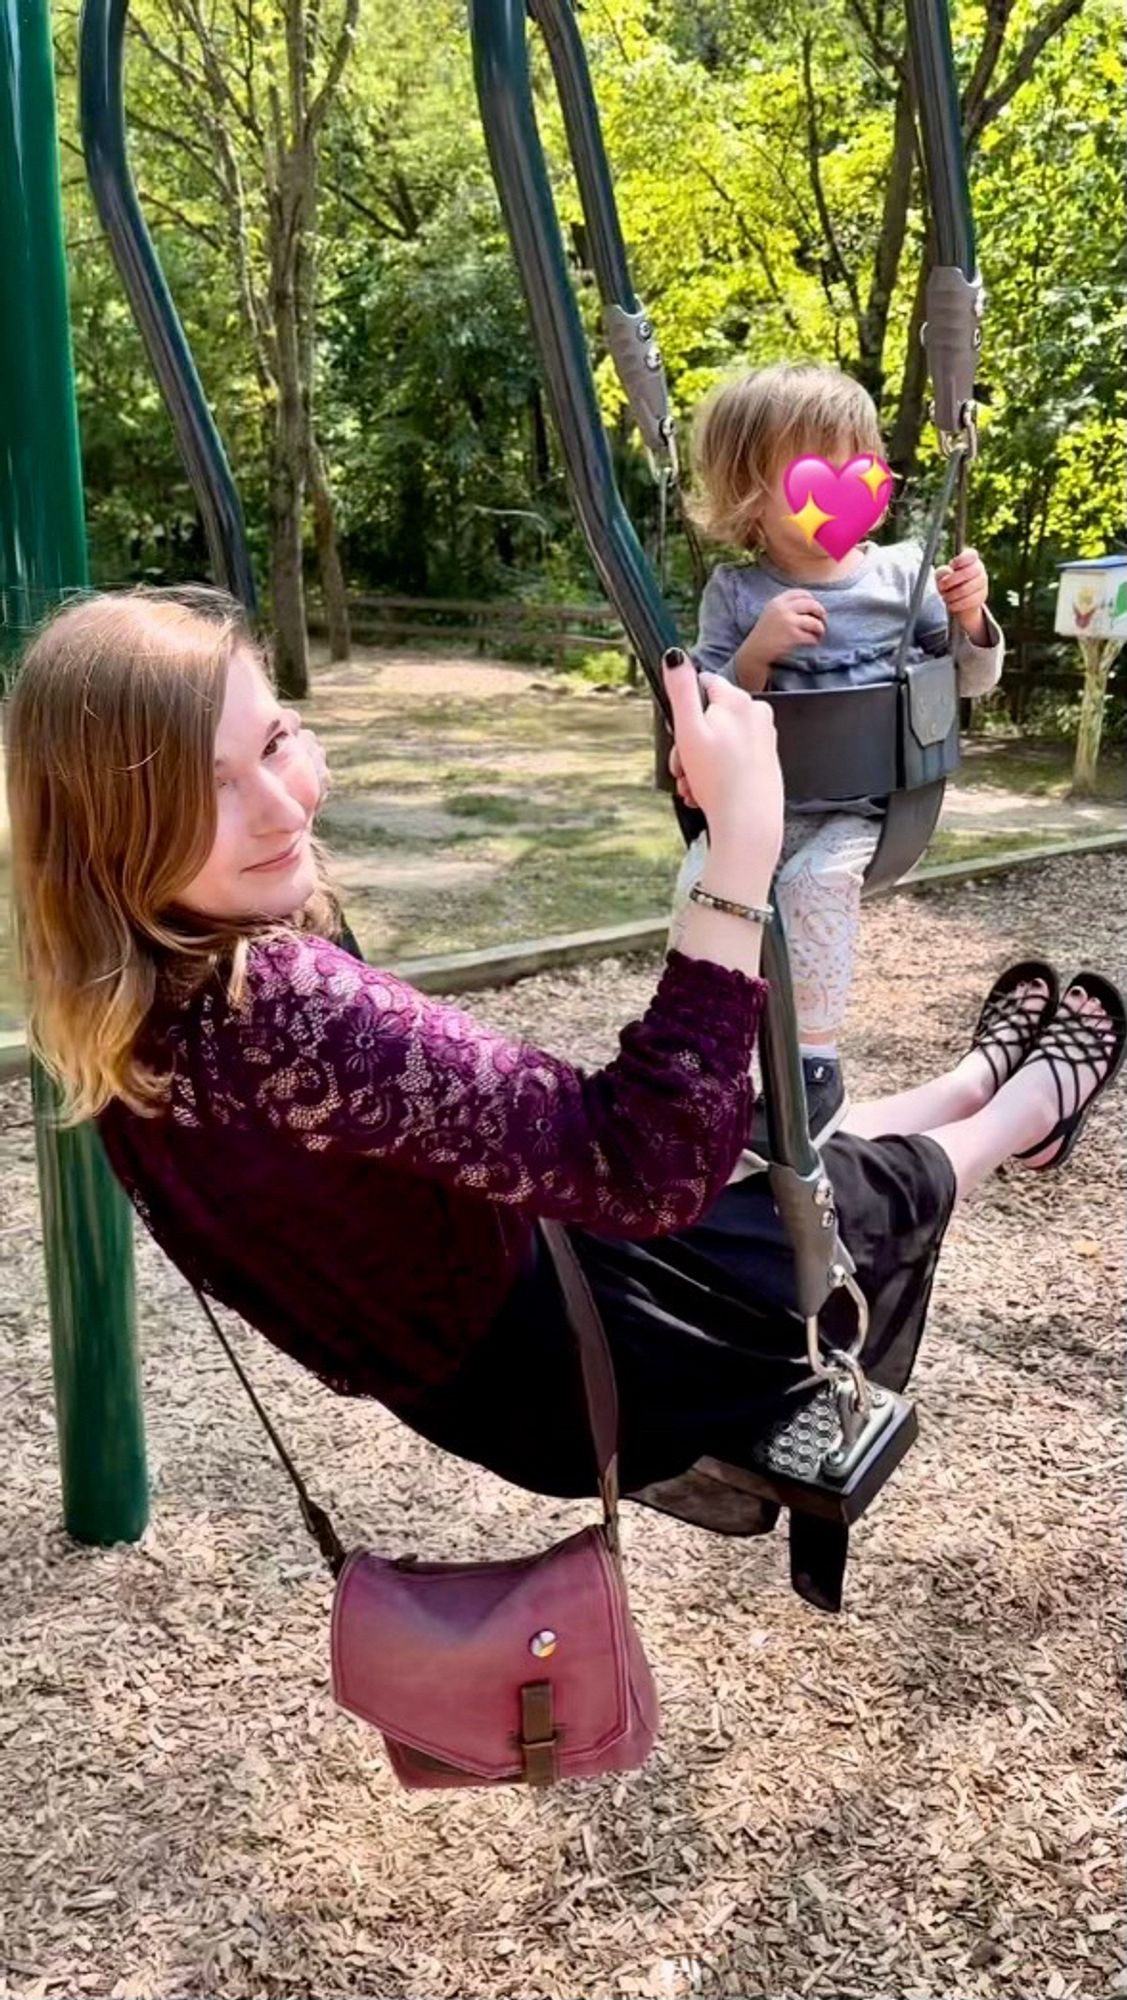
4, 586, 339, 1123
689, 362, 885, 550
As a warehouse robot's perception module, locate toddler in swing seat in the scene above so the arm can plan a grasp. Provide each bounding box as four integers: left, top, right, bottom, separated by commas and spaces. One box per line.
668, 361, 1005, 1140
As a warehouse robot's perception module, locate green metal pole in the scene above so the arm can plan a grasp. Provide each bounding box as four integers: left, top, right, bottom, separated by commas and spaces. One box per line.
1, 0, 147, 1541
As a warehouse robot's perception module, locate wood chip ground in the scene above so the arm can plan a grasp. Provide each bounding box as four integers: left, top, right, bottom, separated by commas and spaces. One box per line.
1, 854, 1124, 1999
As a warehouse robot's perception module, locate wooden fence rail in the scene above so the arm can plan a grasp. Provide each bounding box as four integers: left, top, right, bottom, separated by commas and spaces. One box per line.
309, 592, 634, 671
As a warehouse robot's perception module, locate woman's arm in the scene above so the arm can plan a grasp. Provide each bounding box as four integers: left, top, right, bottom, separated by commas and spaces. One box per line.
220, 657, 783, 1237
220, 935, 765, 1238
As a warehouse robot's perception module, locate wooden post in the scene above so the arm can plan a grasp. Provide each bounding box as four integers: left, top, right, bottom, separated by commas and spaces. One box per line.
1072, 637, 1123, 796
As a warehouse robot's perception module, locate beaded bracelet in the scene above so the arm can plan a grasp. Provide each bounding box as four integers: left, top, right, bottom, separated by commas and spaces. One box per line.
688, 883, 774, 926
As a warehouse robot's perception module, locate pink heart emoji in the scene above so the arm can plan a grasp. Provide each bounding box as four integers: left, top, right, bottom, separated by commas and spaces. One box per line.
782, 454, 893, 561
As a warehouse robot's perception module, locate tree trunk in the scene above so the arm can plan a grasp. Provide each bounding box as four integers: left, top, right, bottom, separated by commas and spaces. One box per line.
270, 434, 309, 699
307, 427, 351, 660
856, 77, 917, 407
887, 257, 931, 534
1072, 638, 1121, 795
269, 187, 310, 699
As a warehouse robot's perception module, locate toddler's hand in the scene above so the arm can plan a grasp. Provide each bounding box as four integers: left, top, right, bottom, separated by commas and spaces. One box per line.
749, 589, 827, 663
935, 547, 989, 635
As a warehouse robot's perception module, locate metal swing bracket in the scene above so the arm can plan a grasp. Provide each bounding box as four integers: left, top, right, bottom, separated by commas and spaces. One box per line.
602, 304, 679, 478
905, 0, 984, 461
524, 0, 679, 486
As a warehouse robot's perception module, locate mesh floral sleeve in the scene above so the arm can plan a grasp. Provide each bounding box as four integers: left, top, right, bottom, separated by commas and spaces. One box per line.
203, 934, 767, 1239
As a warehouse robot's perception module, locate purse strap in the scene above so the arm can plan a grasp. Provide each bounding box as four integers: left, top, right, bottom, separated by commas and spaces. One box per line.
194, 1287, 349, 1576
192, 1218, 621, 1574
538, 1220, 621, 1551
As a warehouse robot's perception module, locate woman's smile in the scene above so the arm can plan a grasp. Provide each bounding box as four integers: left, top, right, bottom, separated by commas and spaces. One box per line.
243, 826, 310, 874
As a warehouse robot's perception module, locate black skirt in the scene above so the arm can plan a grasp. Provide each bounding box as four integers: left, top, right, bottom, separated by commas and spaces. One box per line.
410, 1131, 957, 1500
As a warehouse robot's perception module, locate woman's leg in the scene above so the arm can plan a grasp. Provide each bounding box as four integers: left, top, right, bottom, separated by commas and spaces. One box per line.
843, 1050, 996, 1140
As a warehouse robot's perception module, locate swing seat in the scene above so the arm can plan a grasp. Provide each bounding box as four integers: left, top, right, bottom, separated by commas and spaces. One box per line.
763, 651, 960, 890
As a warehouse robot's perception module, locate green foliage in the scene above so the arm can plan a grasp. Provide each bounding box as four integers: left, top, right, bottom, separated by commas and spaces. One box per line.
58, 0, 1122, 675
567, 648, 635, 687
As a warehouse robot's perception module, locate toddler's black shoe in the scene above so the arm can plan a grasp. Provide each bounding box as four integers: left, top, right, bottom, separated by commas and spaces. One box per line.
736, 1054, 847, 1169
802, 1054, 846, 1144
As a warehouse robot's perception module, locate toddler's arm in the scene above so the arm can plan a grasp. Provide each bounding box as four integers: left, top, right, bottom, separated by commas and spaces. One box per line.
693, 566, 752, 681
695, 569, 826, 694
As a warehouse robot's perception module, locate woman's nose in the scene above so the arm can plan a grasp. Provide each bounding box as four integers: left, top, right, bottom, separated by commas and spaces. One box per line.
247, 764, 307, 834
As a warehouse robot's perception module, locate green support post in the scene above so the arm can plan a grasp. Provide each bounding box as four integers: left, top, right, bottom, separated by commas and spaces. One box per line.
2, 0, 147, 1541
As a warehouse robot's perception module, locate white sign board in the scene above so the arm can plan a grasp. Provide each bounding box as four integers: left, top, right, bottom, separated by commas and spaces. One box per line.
1054, 556, 1127, 639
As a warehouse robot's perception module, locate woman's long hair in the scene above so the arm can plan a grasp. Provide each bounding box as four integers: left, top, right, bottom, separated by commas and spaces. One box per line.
4, 586, 339, 1123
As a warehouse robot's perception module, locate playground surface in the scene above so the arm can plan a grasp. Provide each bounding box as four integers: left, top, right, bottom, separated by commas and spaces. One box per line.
2, 850, 1124, 1999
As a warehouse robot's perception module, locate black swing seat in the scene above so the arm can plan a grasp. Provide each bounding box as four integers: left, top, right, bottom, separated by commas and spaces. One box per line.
762, 650, 960, 891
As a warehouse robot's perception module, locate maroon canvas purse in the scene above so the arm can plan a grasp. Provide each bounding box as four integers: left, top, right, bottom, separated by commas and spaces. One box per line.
197, 1221, 659, 1788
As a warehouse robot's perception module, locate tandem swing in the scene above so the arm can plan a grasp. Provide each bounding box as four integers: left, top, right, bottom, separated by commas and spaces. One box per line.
76, 0, 985, 1570
464, 0, 989, 1540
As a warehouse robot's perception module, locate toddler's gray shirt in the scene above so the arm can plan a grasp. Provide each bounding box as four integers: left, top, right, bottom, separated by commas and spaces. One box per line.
694, 539, 1003, 696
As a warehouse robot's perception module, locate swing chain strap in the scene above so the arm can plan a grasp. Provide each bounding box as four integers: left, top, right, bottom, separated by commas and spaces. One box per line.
891, 441, 969, 682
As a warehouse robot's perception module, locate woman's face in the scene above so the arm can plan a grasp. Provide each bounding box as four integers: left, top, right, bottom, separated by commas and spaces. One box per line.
178, 647, 321, 922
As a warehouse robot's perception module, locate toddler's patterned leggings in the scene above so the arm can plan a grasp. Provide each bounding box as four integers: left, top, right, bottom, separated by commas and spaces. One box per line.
668, 811, 882, 1043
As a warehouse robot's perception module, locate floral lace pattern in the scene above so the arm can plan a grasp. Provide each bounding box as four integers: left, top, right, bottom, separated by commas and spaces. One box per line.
99, 939, 766, 1403
194, 939, 761, 1230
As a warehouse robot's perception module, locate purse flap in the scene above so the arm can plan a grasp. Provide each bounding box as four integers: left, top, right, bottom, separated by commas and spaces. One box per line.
906, 653, 957, 748
330, 1526, 635, 1779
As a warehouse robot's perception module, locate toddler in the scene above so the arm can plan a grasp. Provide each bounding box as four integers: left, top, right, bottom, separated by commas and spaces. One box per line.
668, 362, 1004, 1139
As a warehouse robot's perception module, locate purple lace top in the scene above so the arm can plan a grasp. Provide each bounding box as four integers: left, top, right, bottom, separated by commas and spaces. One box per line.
97, 935, 766, 1409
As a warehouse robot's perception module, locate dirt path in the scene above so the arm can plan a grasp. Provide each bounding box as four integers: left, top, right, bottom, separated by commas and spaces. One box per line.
1, 851, 1124, 1999
304, 648, 1125, 961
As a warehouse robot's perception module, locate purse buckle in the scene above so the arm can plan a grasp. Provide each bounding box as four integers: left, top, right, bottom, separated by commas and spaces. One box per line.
519, 1681, 559, 1785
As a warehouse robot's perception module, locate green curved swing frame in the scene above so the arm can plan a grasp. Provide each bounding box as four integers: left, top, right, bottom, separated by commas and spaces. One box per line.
4, 0, 982, 1539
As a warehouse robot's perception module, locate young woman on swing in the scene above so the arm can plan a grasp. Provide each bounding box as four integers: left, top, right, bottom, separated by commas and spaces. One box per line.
6, 587, 1124, 1569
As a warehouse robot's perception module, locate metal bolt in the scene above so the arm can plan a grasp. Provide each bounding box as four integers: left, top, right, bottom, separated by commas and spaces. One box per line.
813, 1179, 833, 1208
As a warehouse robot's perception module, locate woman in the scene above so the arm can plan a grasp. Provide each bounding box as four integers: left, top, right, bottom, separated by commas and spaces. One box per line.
6, 588, 1124, 1606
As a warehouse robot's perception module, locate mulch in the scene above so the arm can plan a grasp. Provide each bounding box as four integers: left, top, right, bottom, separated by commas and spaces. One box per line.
1, 852, 1123, 1999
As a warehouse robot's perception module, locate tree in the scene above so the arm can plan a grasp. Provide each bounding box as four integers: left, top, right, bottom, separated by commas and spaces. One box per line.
128, 0, 359, 694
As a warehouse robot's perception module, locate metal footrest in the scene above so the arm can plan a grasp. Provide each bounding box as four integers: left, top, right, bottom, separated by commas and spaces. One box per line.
700, 1384, 918, 1527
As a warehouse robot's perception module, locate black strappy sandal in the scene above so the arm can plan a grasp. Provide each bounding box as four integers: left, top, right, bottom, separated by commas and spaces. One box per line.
969, 958, 1060, 1090
1014, 971, 1127, 1171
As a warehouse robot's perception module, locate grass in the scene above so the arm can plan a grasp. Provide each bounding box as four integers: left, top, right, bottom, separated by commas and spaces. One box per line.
925, 826, 1065, 868
961, 735, 1126, 802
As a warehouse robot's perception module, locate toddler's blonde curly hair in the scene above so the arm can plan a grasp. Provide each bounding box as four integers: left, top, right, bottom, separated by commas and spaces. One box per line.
689, 362, 885, 550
